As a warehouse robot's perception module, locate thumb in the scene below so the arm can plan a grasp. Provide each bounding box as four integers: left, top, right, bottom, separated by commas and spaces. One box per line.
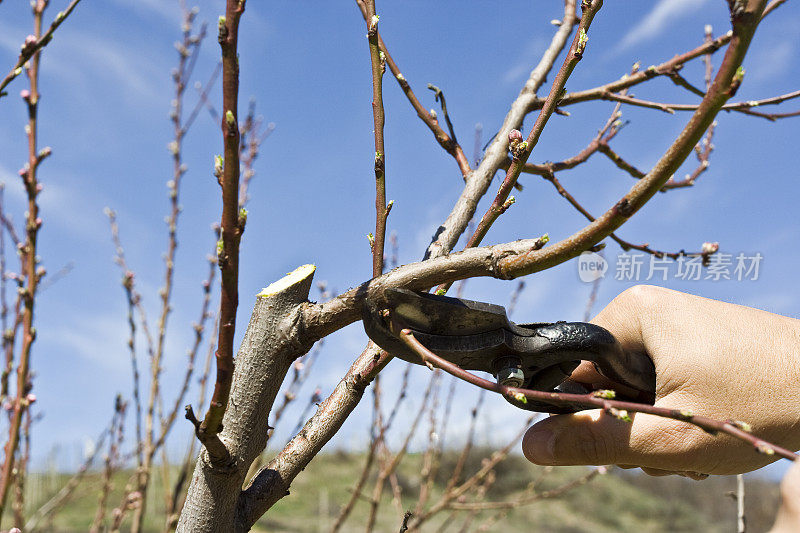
522, 407, 712, 472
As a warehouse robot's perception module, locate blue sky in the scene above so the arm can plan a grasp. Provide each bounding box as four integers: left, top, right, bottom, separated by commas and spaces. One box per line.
0, 0, 798, 481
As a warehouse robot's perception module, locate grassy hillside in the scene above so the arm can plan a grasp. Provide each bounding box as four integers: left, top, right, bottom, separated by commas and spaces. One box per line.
17, 451, 781, 532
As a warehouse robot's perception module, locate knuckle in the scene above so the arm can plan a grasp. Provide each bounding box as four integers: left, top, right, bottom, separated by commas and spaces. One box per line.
616, 284, 663, 311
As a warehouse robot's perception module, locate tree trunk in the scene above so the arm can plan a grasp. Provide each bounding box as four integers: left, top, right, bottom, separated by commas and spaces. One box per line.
176, 264, 316, 532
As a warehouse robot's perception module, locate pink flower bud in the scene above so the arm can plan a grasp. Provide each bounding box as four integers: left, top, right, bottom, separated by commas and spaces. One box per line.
20, 89, 31, 100
26, 393, 36, 404
508, 129, 523, 143
701, 242, 719, 255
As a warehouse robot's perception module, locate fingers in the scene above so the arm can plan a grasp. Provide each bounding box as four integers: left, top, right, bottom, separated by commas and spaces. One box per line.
619, 465, 708, 479
771, 460, 800, 532
521, 407, 717, 474
588, 286, 653, 355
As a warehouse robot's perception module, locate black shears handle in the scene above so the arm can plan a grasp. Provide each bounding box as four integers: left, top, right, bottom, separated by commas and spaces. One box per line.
362, 288, 656, 413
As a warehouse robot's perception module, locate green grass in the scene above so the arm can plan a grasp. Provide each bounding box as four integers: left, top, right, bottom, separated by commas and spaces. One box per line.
14, 451, 781, 532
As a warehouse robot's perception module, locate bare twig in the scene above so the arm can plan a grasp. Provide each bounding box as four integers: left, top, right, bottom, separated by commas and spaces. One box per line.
331, 359, 411, 532
427, 84, 459, 146
199, 0, 248, 456
155, 234, 217, 451
165, 312, 219, 532
364, 372, 436, 533
597, 89, 800, 120
366, 0, 390, 279
736, 473, 746, 532
424, 0, 579, 262
407, 419, 534, 530
90, 396, 127, 533
399, 511, 413, 533
435, 1, 602, 291
238, 99, 273, 208
130, 8, 207, 530
0, 0, 51, 519
355, 0, 471, 179
0, 0, 85, 97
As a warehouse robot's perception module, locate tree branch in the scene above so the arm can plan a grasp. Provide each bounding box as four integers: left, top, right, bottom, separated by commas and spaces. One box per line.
177, 265, 317, 532
463, 0, 603, 250
355, 0, 471, 179
424, 0, 580, 261
201, 0, 247, 451
366, 0, 389, 279
0, 0, 84, 97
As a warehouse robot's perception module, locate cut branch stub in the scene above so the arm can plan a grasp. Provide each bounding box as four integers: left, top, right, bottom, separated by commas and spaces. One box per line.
177, 264, 317, 532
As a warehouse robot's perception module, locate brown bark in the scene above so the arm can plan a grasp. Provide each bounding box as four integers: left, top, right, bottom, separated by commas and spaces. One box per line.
176, 265, 317, 532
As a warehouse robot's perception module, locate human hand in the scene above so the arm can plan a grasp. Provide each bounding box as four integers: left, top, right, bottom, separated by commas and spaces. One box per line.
770, 459, 800, 532
522, 285, 800, 477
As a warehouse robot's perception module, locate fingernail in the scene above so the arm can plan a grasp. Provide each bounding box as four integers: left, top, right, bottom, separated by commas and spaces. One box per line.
523, 426, 557, 465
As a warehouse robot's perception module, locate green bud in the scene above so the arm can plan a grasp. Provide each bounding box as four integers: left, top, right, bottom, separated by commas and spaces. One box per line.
225, 110, 235, 127
576, 29, 588, 55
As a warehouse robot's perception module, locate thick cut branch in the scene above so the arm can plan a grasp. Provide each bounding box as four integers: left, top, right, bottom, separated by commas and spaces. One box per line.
177, 265, 317, 532
237, 342, 390, 529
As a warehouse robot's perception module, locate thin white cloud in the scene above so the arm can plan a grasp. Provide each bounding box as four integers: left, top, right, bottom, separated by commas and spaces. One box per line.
0, 19, 163, 102
750, 41, 795, 82
110, 0, 180, 22
0, 26, 24, 55
52, 311, 134, 372
53, 33, 163, 100
615, 0, 709, 54
502, 36, 548, 86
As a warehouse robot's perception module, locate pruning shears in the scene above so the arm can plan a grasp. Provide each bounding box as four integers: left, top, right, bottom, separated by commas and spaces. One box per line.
362, 288, 656, 413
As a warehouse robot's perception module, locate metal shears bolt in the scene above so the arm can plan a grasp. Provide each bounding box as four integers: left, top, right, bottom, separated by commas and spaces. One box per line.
496, 367, 525, 388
